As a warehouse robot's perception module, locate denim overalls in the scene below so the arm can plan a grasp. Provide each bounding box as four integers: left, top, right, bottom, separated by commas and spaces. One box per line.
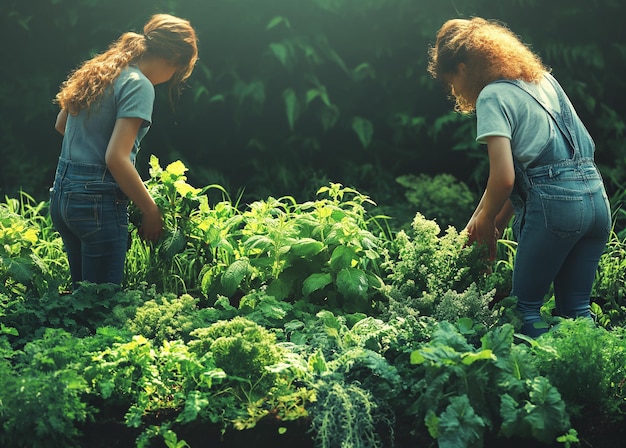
49, 158, 129, 288
498, 75, 611, 337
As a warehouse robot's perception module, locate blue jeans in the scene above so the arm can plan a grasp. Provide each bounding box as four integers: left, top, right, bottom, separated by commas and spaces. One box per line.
512, 161, 611, 337
49, 158, 129, 288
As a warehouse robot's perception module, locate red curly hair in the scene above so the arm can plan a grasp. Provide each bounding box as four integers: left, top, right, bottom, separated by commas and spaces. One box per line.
56, 14, 198, 115
428, 17, 549, 113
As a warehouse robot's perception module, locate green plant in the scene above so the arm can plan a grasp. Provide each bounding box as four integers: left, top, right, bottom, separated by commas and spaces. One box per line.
2, 282, 147, 345
384, 212, 491, 316
396, 173, 476, 231
0, 328, 92, 448
432, 283, 497, 331
127, 156, 232, 294
408, 322, 572, 447
528, 319, 626, 420
285, 310, 400, 447
0, 193, 65, 297
592, 227, 626, 327
126, 293, 214, 345
199, 182, 391, 314
188, 317, 284, 397
309, 380, 385, 448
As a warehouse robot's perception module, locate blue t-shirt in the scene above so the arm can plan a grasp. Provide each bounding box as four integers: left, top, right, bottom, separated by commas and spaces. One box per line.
475, 75, 561, 168
60, 66, 155, 165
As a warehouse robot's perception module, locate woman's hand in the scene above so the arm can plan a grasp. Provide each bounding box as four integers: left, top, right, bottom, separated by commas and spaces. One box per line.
466, 211, 498, 260
139, 204, 164, 242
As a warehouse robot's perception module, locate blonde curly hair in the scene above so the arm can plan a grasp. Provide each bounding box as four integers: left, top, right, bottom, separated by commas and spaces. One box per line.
427, 17, 549, 113
55, 14, 198, 115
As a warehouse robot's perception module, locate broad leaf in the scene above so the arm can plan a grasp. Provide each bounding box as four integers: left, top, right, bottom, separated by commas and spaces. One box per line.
221, 258, 251, 296
290, 237, 324, 257
437, 395, 485, 448
302, 272, 332, 296
283, 88, 299, 130
336, 267, 368, 299
352, 116, 374, 148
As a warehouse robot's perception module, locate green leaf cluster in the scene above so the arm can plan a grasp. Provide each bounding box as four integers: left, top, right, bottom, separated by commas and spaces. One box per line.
2, 173, 626, 447
396, 173, 476, 231
0, 328, 93, 448
129, 162, 391, 314
409, 322, 572, 447
384, 212, 494, 316
0, 193, 65, 296
529, 319, 626, 419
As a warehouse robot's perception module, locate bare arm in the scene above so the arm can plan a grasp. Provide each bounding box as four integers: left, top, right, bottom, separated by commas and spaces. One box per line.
465, 136, 515, 258
55, 109, 68, 135
469, 191, 514, 237
104, 117, 163, 241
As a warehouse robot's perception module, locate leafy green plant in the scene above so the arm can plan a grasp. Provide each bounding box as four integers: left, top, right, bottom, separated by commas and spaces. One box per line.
197, 182, 390, 313
528, 319, 626, 420
0, 193, 65, 297
127, 156, 232, 294
432, 283, 497, 332
127, 159, 391, 314
396, 173, 476, 231
592, 227, 626, 327
309, 380, 385, 448
126, 293, 213, 345
384, 212, 492, 316
408, 322, 572, 447
0, 328, 92, 448
85, 315, 315, 445
2, 282, 147, 345
285, 310, 400, 447
188, 317, 285, 397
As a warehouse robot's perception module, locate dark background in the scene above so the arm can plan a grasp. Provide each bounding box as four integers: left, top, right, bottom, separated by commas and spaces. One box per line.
2, 0, 624, 217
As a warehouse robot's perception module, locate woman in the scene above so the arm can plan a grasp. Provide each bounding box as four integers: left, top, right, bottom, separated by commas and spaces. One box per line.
427, 17, 611, 337
51, 13, 198, 289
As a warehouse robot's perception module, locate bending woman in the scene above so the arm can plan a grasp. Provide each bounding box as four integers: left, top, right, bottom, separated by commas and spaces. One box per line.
51, 13, 198, 289
428, 17, 611, 337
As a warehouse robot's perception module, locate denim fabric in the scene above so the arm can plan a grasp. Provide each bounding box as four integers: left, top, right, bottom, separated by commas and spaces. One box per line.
49, 158, 129, 288
500, 76, 611, 337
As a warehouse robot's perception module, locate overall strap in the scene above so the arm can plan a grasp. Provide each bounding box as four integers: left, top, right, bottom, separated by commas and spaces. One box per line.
495, 75, 578, 157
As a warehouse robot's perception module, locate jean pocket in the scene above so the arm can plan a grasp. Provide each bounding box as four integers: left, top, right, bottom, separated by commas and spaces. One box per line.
539, 193, 584, 238
64, 192, 102, 238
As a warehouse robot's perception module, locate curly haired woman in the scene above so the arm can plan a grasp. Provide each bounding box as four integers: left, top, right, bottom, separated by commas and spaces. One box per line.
51, 14, 198, 289
428, 17, 611, 337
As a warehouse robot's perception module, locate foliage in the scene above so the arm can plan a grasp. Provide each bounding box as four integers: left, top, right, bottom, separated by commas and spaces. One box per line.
286, 310, 401, 447
83, 320, 315, 445
188, 317, 284, 397
233, 183, 389, 313
432, 284, 498, 338
396, 173, 476, 231
528, 319, 626, 420
126, 293, 211, 345
0, 192, 66, 297
128, 160, 391, 314
2, 282, 148, 346
2, 171, 626, 447
384, 212, 493, 316
409, 322, 572, 447
127, 156, 229, 294
0, 328, 93, 448
308, 381, 384, 448
592, 226, 626, 327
